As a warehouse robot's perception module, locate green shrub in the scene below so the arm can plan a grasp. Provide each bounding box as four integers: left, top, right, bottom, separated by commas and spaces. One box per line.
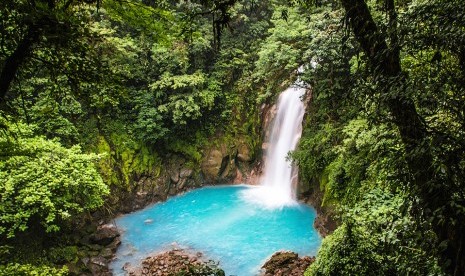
0, 121, 109, 238
0, 263, 68, 276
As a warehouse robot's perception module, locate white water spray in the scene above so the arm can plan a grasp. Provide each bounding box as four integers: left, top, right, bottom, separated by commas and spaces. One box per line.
242, 85, 306, 208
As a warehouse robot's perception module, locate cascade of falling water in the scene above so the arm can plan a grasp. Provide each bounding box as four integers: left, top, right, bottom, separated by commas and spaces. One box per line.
242, 85, 306, 208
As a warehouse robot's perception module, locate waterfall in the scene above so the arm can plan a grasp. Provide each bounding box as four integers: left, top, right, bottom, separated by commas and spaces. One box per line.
242, 85, 306, 208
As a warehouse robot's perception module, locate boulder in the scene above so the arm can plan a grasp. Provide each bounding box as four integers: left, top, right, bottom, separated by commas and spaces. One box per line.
89, 224, 120, 246
90, 256, 108, 267
178, 178, 187, 190
237, 142, 252, 162
179, 168, 193, 178
263, 251, 298, 270
261, 251, 315, 276
170, 172, 179, 183
168, 155, 186, 184
87, 256, 111, 276
219, 155, 237, 181
201, 149, 223, 183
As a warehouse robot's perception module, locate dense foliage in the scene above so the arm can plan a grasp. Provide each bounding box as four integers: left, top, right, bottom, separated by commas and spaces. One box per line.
1, 0, 464, 275
0, 120, 108, 238
0, 263, 68, 276
289, 0, 465, 275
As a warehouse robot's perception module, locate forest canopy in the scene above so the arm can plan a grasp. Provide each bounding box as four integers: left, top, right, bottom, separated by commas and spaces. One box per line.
1, 0, 465, 275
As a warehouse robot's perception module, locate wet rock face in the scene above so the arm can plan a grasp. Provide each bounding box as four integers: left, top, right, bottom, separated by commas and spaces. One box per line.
237, 141, 252, 162
116, 154, 202, 213
124, 249, 225, 276
299, 180, 338, 237
201, 149, 225, 183
199, 135, 261, 184
261, 251, 315, 276
166, 156, 196, 196
200, 143, 241, 184
110, 130, 260, 213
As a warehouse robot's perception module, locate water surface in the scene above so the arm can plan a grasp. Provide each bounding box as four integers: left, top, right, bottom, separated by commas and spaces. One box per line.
111, 185, 321, 276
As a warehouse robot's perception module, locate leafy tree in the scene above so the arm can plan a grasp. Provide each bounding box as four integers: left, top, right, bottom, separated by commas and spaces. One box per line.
253, 5, 312, 101
0, 0, 102, 104
290, 0, 465, 274
336, 0, 465, 274
0, 120, 109, 238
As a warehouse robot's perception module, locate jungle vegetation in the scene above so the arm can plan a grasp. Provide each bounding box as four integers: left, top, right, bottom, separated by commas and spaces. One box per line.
1, 0, 464, 275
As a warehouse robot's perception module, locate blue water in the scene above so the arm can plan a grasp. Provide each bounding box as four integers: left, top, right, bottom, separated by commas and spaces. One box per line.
110, 185, 321, 276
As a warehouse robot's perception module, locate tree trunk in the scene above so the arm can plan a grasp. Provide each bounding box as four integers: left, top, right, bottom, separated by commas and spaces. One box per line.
340, 0, 429, 177
0, 23, 41, 103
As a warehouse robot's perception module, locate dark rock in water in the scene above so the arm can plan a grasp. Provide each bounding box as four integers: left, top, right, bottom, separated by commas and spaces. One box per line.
89, 224, 120, 246
261, 251, 315, 276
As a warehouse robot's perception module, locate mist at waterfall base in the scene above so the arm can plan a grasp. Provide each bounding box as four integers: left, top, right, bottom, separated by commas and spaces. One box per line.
110, 86, 321, 275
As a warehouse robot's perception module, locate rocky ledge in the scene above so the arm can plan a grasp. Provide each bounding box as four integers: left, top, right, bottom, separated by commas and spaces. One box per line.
261, 251, 315, 276
123, 249, 225, 276
67, 223, 120, 276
